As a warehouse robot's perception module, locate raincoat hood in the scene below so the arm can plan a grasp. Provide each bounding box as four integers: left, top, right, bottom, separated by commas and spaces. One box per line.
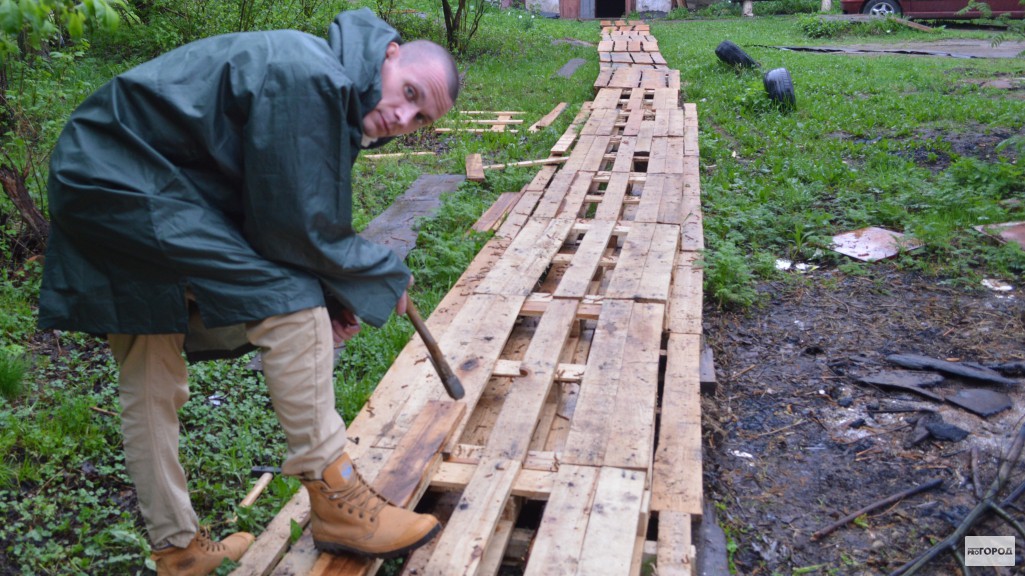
328, 8, 401, 147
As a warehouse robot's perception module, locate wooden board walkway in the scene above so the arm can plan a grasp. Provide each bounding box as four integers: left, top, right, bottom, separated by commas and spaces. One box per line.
232, 20, 703, 576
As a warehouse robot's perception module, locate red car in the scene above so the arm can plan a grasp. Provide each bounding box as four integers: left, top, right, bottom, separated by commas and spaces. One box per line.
841, 0, 1025, 17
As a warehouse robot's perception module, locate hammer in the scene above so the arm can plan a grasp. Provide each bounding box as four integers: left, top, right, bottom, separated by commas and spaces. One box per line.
406, 300, 465, 400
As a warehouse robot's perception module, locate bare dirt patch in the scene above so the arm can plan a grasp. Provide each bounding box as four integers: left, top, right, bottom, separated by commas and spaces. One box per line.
702, 266, 1025, 575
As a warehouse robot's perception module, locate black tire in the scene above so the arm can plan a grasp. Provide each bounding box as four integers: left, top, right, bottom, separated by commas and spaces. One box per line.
862, 0, 902, 16
763, 68, 796, 111
715, 40, 760, 69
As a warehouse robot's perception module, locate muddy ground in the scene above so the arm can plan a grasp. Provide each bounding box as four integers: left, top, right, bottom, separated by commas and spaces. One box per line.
701, 266, 1025, 575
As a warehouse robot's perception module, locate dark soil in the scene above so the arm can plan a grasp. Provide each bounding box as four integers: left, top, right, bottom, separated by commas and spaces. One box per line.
702, 266, 1025, 575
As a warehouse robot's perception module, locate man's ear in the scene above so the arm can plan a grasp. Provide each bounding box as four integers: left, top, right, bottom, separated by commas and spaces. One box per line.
385, 41, 400, 61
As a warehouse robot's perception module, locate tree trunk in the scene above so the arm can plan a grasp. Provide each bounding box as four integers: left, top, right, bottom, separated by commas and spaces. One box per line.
0, 163, 49, 243
821, 0, 833, 10
742, 0, 754, 16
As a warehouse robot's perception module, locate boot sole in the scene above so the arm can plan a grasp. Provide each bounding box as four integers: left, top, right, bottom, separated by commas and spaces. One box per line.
313, 523, 442, 560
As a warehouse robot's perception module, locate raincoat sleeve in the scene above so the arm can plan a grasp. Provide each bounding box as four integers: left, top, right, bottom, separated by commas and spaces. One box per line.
237, 37, 409, 328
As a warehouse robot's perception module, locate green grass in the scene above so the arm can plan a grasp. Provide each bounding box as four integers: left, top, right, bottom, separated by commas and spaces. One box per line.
2, 2, 1025, 572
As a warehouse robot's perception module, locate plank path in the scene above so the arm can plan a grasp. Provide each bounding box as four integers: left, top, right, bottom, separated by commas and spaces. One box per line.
233, 19, 704, 576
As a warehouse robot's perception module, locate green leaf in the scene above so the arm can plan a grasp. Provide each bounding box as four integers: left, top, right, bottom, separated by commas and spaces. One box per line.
289, 519, 303, 544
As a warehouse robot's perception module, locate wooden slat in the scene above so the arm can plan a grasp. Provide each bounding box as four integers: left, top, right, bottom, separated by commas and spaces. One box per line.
593, 88, 622, 109
431, 461, 556, 499
422, 458, 521, 576
605, 223, 679, 302
528, 102, 568, 132
355, 294, 522, 450
484, 298, 579, 460
476, 217, 575, 296
594, 171, 630, 221
523, 465, 601, 576
533, 169, 580, 219
492, 358, 586, 382
472, 192, 520, 233
497, 165, 559, 239
576, 467, 648, 575
657, 511, 695, 576
652, 334, 703, 515
552, 219, 615, 299
612, 136, 638, 173
466, 153, 485, 182
666, 251, 703, 335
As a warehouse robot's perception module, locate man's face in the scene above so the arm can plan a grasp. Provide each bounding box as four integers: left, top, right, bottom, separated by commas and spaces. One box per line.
363, 42, 453, 140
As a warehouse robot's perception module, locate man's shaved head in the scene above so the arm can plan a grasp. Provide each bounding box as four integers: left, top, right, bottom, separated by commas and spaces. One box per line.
397, 40, 460, 104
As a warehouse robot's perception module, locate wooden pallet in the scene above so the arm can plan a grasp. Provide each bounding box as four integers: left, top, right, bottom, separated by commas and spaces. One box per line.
232, 21, 703, 576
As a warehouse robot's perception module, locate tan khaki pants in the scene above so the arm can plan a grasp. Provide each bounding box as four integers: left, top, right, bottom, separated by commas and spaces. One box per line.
109, 307, 347, 548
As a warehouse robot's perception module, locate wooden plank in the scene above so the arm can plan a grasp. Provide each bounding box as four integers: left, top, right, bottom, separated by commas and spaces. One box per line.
593, 88, 622, 109
622, 109, 644, 137
484, 298, 579, 460
612, 136, 638, 173
483, 156, 569, 171
598, 40, 613, 52
431, 461, 556, 499
523, 465, 601, 576
361, 174, 465, 260
651, 333, 703, 515
576, 467, 648, 575
466, 153, 485, 182
683, 104, 699, 156
492, 358, 586, 383
605, 223, 678, 302
528, 102, 568, 132
478, 515, 516, 576
355, 294, 521, 450
230, 489, 311, 576
496, 165, 559, 239
554, 220, 616, 299
472, 192, 520, 233
635, 122, 653, 155
611, 52, 633, 64
602, 303, 664, 471
476, 218, 575, 297
530, 169, 577, 220
422, 458, 521, 576
666, 251, 702, 335
522, 292, 603, 321
594, 171, 630, 222
657, 511, 695, 576
634, 173, 686, 225
561, 299, 630, 466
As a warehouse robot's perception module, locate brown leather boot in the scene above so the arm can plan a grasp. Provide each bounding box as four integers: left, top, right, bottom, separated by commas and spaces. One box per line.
303, 453, 441, 558
151, 530, 254, 576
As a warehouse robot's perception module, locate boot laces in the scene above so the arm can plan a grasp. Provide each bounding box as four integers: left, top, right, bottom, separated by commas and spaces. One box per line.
329, 469, 389, 519
194, 528, 228, 553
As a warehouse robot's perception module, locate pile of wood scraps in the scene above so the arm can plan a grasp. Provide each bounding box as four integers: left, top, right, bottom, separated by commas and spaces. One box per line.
233, 20, 705, 576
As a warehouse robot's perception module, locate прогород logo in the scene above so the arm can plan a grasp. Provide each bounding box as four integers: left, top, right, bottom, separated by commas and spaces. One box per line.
964, 535, 1016, 567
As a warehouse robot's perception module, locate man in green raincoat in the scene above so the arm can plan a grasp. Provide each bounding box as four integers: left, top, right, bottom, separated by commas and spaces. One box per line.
38, 8, 458, 575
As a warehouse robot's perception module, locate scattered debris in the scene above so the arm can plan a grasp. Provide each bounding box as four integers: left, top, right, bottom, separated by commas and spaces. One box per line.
924, 420, 969, 442
974, 221, 1025, 248
810, 478, 943, 542
981, 278, 1013, 292
891, 424, 1025, 575
483, 157, 569, 171
831, 227, 923, 261
775, 259, 818, 273
858, 370, 945, 389
944, 388, 1012, 417
885, 353, 1018, 387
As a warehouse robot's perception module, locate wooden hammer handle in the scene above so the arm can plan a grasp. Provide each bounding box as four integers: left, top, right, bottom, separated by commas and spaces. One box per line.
406, 301, 465, 400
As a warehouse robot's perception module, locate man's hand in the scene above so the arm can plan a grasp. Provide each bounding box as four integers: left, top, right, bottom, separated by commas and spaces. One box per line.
330, 307, 361, 345
395, 275, 414, 316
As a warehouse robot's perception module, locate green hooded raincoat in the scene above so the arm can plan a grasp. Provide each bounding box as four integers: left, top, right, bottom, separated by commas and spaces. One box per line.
38, 9, 411, 358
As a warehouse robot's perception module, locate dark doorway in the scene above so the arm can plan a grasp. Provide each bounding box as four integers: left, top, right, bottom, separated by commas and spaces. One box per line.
595, 0, 624, 17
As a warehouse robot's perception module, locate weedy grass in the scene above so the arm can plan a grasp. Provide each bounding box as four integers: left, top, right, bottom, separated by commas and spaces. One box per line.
2, 2, 1025, 573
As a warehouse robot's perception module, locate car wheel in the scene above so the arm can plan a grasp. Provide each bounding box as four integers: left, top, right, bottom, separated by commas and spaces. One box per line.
862, 0, 902, 16
715, 40, 760, 69
763, 68, 796, 111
